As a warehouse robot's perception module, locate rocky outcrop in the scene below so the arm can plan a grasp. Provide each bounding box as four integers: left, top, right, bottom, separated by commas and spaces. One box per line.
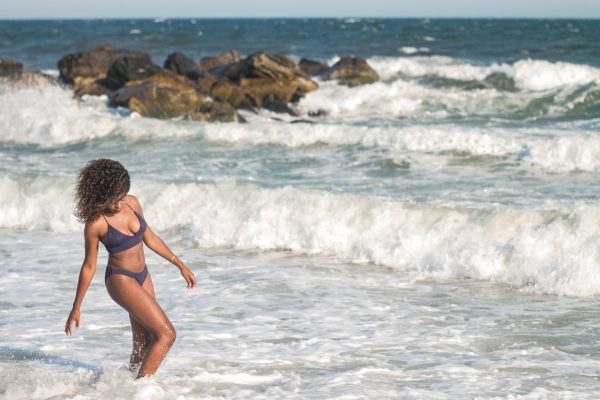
321, 56, 379, 86
299, 58, 329, 77
0, 59, 23, 79
198, 50, 240, 72
105, 54, 162, 90
164, 52, 202, 79
57, 45, 141, 84
52, 46, 379, 122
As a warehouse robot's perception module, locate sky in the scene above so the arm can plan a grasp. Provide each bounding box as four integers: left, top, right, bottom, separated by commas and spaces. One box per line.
1, 0, 600, 19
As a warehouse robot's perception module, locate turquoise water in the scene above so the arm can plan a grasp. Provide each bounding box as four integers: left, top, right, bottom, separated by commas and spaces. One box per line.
1, 18, 600, 399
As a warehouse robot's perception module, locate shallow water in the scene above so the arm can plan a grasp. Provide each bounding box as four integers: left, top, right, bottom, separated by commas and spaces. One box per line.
3, 233, 600, 399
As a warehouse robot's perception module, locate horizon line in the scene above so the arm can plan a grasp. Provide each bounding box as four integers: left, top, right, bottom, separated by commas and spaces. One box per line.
1, 16, 600, 21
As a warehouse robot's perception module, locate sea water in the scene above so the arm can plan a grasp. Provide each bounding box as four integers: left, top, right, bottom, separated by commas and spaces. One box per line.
1, 18, 600, 399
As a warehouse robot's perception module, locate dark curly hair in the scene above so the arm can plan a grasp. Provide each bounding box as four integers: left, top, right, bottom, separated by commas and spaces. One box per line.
74, 159, 131, 223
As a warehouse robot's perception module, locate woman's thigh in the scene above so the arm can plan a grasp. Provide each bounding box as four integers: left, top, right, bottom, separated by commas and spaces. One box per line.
106, 275, 173, 336
142, 272, 156, 298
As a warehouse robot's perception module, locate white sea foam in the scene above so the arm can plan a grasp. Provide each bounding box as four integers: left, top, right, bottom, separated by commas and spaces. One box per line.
202, 122, 600, 173
0, 85, 200, 146
367, 56, 600, 91
3, 177, 600, 297
398, 46, 430, 54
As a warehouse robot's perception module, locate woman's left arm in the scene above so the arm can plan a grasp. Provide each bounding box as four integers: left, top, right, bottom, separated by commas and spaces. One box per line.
128, 195, 197, 288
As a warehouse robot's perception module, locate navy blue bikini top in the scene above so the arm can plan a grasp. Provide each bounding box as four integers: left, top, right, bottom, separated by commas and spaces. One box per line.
102, 203, 147, 254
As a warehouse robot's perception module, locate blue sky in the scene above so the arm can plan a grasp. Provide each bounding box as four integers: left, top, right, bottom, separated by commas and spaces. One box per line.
2, 0, 600, 19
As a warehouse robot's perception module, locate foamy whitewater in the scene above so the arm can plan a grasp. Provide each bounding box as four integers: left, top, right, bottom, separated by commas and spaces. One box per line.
2, 18, 600, 399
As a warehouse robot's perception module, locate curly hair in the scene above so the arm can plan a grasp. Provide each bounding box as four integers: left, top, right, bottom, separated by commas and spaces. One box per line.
74, 159, 131, 223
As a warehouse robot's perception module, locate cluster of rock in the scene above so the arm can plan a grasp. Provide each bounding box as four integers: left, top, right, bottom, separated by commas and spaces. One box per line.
2, 45, 380, 123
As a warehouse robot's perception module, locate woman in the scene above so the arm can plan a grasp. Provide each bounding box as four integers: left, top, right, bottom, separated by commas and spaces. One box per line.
65, 159, 196, 378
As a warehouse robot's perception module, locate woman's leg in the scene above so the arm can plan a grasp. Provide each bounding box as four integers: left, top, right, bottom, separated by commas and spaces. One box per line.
129, 315, 151, 370
106, 274, 176, 378
128, 275, 156, 370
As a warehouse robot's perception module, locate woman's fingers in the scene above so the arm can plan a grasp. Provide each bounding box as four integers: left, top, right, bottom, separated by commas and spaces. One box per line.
181, 268, 197, 288
65, 316, 80, 335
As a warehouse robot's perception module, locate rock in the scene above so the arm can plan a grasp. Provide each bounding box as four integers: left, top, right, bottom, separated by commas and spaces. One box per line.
0, 59, 23, 79
239, 77, 299, 108
109, 70, 196, 108
125, 70, 195, 91
308, 109, 328, 117
210, 78, 253, 109
263, 98, 298, 116
105, 54, 162, 90
299, 58, 329, 77
198, 50, 240, 72
209, 60, 245, 80
189, 101, 245, 123
164, 52, 202, 79
241, 52, 298, 80
127, 82, 206, 119
73, 76, 112, 97
272, 54, 297, 70
321, 56, 379, 86
483, 72, 518, 92
57, 44, 142, 84
240, 52, 319, 103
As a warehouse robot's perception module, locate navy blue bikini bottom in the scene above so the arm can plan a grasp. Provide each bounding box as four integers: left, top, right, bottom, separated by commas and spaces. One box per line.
105, 264, 148, 285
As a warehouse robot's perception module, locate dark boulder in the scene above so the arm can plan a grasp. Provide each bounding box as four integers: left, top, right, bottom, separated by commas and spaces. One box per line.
271, 54, 298, 70
189, 101, 245, 123
164, 52, 202, 79
198, 50, 240, 72
109, 70, 197, 108
73, 77, 113, 97
239, 77, 299, 108
483, 72, 518, 92
209, 78, 253, 109
263, 97, 298, 116
321, 56, 379, 86
105, 54, 162, 90
299, 58, 329, 77
57, 44, 142, 84
241, 52, 318, 94
0, 59, 23, 79
128, 83, 205, 119
209, 59, 245, 80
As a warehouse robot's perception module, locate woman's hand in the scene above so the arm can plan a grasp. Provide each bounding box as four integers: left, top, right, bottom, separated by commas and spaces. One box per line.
65, 307, 80, 335
179, 265, 197, 288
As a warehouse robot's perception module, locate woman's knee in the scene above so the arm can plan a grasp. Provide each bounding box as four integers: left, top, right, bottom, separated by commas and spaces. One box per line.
157, 325, 176, 346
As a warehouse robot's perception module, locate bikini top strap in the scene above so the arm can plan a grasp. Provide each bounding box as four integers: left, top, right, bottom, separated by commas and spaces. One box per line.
124, 202, 136, 213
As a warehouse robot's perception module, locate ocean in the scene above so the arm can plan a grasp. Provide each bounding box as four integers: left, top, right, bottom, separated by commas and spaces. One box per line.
1, 18, 600, 399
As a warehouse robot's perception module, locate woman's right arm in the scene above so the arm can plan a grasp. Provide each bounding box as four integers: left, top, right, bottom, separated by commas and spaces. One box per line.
65, 221, 99, 335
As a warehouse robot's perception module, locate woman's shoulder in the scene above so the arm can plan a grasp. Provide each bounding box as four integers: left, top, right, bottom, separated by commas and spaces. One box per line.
124, 194, 143, 213
84, 215, 107, 238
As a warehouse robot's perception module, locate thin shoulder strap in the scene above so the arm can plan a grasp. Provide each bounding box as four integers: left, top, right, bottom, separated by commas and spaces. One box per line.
102, 214, 109, 225
124, 202, 136, 212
